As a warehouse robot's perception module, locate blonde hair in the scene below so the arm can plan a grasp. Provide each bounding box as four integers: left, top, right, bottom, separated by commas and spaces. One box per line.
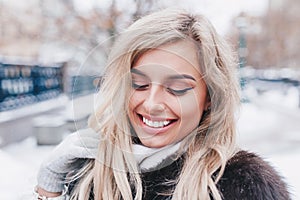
70, 8, 240, 200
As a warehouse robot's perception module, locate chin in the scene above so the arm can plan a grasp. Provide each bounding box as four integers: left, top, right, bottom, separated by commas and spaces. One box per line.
140, 137, 174, 148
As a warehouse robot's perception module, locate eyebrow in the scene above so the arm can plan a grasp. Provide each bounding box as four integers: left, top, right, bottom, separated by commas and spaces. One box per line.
131, 68, 196, 81
130, 68, 146, 77
168, 74, 196, 81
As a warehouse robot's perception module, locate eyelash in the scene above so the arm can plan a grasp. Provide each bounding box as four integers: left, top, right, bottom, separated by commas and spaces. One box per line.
132, 82, 193, 96
166, 87, 193, 96
132, 83, 149, 90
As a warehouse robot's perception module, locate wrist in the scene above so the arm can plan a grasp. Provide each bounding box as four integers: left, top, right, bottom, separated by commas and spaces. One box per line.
34, 186, 67, 200
36, 186, 62, 197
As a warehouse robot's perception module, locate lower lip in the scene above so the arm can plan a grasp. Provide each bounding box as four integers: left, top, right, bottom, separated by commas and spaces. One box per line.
138, 117, 176, 135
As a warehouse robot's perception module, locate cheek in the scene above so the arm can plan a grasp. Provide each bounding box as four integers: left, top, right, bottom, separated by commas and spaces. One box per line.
178, 93, 206, 121
129, 90, 143, 111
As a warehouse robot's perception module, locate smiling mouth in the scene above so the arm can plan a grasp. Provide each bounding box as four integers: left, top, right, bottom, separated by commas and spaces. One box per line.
137, 114, 177, 128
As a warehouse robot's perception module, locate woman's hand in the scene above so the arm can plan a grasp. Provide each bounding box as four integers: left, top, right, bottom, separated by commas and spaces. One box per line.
36, 127, 99, 193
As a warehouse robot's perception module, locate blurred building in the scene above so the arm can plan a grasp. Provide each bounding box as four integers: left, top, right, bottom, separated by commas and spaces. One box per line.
0, 0, 100, 147
0, 0, 162, 147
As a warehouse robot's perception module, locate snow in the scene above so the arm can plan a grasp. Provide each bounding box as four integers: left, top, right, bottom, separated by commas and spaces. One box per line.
268, 151, 300, 199
238, 86, 300, 199
237, 104, 300, 199
1, 88, 300, 199
0, 139, 54, 199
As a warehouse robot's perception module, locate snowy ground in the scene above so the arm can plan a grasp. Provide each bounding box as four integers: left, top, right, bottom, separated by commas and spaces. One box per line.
237, 86, 300, 199
1, 87, 300, 199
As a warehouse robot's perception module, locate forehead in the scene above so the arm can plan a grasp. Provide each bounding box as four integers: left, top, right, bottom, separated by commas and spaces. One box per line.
132, 40, 201, 79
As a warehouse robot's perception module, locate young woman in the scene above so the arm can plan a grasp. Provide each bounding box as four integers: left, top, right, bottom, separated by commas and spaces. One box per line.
35, 9, 290, 200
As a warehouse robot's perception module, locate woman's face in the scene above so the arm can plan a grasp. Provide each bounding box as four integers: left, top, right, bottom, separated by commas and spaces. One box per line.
128, 40, 209, 148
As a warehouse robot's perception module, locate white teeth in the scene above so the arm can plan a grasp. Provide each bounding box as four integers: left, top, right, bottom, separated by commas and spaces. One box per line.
142, 116, 171, 128
163, 121, 169, 126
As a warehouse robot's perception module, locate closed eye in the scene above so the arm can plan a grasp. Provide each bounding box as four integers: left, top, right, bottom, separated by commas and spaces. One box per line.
132, 82, 149, 90
167, 87, 193, 96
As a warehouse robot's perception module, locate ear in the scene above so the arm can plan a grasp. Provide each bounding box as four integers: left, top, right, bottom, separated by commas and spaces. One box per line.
204, 101, 211, 111
204, 95, 211, 111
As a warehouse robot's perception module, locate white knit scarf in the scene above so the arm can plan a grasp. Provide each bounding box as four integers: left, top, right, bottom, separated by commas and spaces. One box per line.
132, 142, 182, 172
132, 130, 196, 172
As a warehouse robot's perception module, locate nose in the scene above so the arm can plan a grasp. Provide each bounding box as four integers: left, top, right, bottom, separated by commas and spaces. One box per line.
144, 83, 166, 115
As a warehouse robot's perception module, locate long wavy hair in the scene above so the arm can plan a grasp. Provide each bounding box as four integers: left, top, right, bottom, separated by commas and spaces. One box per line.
70, 8, 240, 200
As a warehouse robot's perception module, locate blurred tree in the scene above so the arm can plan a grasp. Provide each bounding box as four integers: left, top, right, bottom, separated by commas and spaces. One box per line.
0, 0, 169, 74
230, 0, 300, 69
